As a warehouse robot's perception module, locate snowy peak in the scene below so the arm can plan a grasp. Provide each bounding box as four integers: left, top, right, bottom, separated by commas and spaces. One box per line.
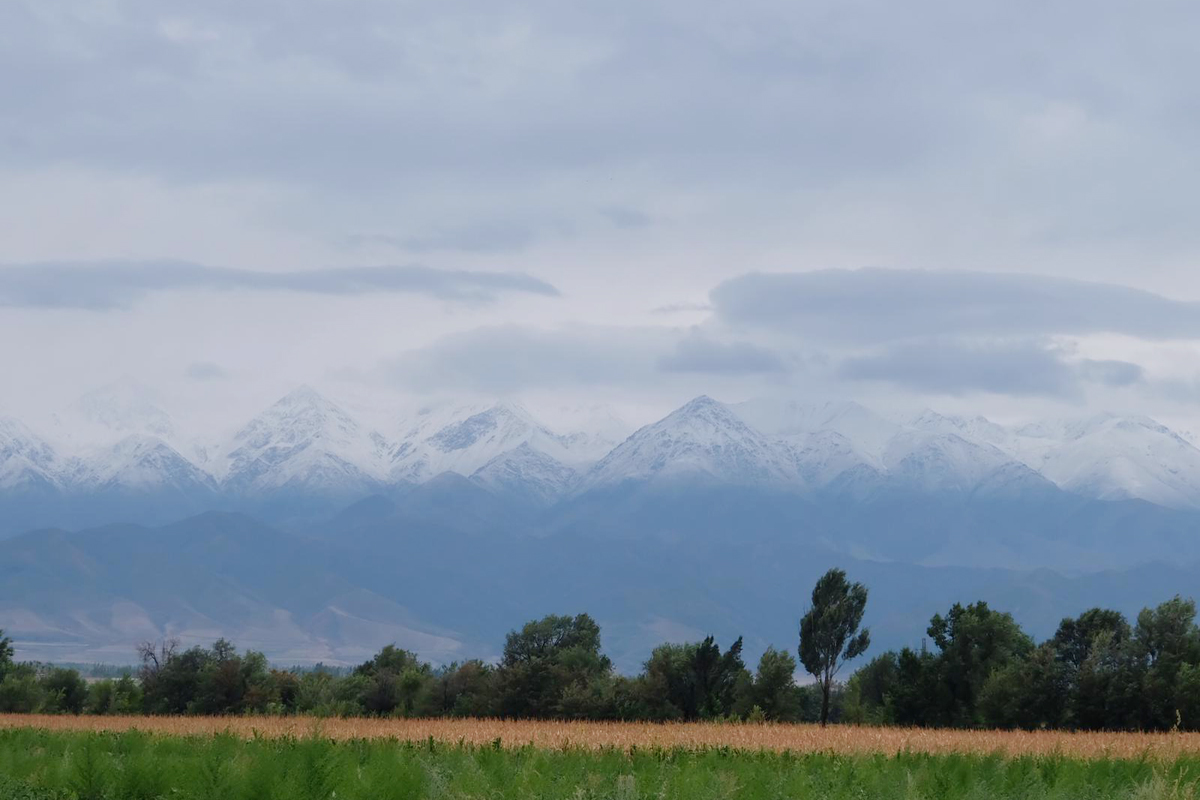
219, 387, 389, 495
883, 429, 1025, 494
581, 396, 800, 489
1012, 413, 1200, 508
245, 386, 356, 436
785, 430, 879, 489
657, 395, 765, 437
71, 434, 216, 494
426, 402, 543, 454
390, 401, 599, 483
909, 410, 1013, 448
471, 442, 578, 504
0, 417, 63, 491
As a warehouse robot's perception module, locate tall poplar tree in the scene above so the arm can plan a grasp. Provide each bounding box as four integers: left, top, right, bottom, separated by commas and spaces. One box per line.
799, 569, 870, 725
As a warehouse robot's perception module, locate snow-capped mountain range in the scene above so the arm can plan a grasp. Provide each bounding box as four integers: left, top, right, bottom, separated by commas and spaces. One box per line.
5, 383, 1200, 534
9, 383, 1200, 669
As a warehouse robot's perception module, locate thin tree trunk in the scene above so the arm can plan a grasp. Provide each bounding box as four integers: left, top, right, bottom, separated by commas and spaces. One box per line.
820, 680, 831, 726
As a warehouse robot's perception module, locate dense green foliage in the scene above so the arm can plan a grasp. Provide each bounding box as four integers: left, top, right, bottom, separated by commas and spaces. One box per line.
0, 618, 833, 723
846, 596, 1200, 731
1, 728, 1199, 800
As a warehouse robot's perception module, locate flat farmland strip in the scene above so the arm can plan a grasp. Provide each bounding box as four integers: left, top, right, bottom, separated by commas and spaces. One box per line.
2, 714, 1199, 759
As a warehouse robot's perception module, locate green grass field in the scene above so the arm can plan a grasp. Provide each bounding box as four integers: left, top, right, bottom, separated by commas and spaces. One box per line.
1, 728, 1198, 800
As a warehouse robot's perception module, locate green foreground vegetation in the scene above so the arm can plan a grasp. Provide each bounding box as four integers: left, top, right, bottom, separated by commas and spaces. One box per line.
1, 728, 1199, 800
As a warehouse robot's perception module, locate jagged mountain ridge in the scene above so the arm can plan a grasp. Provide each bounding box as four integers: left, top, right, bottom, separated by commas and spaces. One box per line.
390, 401, 611, 484
6, 388, 1200, 533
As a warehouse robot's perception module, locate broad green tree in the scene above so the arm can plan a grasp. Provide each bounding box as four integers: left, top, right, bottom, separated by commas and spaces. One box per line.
1133, 596, 1200, 729
639, 637, 749, 721
978, 642, 1067, 729
927, 601, 1033, 726
843, 651, 898, 724
498, 613, 611, 718
799, 568, 870, 725
751, 647, 800, 721
40, 668, 88, 714
1053, 608, 1130, 675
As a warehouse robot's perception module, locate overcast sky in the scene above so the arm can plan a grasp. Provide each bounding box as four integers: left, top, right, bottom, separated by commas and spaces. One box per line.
3, 0, 1200, 434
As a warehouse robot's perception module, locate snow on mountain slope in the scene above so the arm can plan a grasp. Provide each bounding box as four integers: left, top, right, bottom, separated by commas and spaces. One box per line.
784, 430, 879, 488
733, 400, 1038, 493
1011, 414, 1200, 508
71, 434, 216, 493
386, 402, 485, 475
0, 417, 63, 491
908, 410, 1015, 449
698, 399, 1049, 495
390, 402, 599, 482
218, 387, 390, 495
881, 428, 1041, 494
7, 382, 1200, 513
580, 396, 801, 490
471, 442, 578, 504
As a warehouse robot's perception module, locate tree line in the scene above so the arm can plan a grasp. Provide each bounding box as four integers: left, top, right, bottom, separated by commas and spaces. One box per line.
0, 619, 833, 723
3, 569, 1200, 730
845, 596, 1200, 731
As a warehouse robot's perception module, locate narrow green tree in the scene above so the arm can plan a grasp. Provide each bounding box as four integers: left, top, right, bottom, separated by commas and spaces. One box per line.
0, 629, 12, 680
799, 568, 870, 725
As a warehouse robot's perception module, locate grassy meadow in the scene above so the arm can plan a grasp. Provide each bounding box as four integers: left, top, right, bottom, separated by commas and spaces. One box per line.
3, 719, 1200, 799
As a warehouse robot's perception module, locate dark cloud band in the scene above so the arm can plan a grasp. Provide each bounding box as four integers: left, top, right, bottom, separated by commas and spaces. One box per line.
839, 339, 1078, 397
0, 261, 560, 309
657, 334, 785, 375
711, 269, 1200, 344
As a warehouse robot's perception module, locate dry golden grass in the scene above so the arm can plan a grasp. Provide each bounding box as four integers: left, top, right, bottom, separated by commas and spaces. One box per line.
3, 714, 1200, 760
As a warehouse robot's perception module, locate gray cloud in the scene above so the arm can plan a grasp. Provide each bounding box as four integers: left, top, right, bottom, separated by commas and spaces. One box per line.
380, 222, 537, 254
657, 334, 784, 375
840, 339, 1080, 397
711, 270, 1200, 344
380, 325, 667, 393
650, 302, 713, 315
0, 0, 954, 189
186, 362, 228, 381
599, 207, 652, 229
9, 0, 1198, 258
6, 2, 1200, 422
0, 261, 559, 310
1077, 359, 1144, 387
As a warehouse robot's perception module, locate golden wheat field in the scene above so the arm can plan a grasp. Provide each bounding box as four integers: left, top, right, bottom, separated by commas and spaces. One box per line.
3, 714, 1199, 760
